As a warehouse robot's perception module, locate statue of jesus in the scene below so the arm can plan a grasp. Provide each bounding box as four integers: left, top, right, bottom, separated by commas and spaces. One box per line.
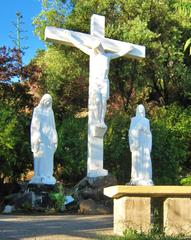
67, 32, 133, 127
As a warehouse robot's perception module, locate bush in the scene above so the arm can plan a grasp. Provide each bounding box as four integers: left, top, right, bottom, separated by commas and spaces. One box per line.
104, 112, 131, 183
151, 105, 191, 184
180, 175, 191, 185
0, 101, 32, 183
54, 116, 87, 183
49, 182, 65, 211
103, 104, 191, 184
28, 103, 190, 186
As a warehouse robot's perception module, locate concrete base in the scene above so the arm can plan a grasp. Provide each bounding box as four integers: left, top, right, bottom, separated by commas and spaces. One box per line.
29, 176, 56, 185
164, 198, 191, 236
114, 197, 151, 235
129, 178, 153, 186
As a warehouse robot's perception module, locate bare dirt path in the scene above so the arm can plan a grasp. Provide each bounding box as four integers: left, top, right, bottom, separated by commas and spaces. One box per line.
0, 214, 113, 240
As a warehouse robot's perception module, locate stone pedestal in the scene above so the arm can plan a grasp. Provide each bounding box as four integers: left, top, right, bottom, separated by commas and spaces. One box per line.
29, 176, 56, 185
87, 127, 108, 178
114, 197, 151, 235
164, 198, 191, 236
28, 183, 55, 208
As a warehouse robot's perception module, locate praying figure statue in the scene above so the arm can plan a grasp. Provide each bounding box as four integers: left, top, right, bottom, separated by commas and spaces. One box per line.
30, 94, 58, 185
128, 104, 153, 186
67, 32, 133, 128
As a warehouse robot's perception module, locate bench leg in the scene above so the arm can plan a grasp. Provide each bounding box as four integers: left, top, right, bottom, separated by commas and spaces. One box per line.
164, 198, 191, 236
114, 197, 151, 235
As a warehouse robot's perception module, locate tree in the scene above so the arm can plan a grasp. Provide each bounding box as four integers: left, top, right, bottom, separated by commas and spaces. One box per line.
0, 44, 37, 182
33, 0, 191, 110
9, 12, 28, 81
0, 96, 32, 183
174, 1, 191, 53
0, 46, 21, 82
31, 0, 191, 183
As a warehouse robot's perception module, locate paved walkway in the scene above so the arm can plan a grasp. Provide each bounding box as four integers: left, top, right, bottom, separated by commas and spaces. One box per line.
0, 214, 113, 240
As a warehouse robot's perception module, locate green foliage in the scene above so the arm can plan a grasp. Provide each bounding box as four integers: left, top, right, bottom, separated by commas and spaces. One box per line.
0, 101, 32, 182
174, 1, 191, 18
104, 104, 191, 184
123, 229, 183, 240
104, 112, 131, 183
33, 0, 66, 41
102, 229, 183, 240
33, 0, 191, 109
0, 102, 17, 177
54, 115, 87, 183
52, 104, 191, 185
180, 175, 191, 185
151, 104, 191, 184
49, 182, 65, 210
184, 38, 191, 53
0, 0, 188, 185
0, 83, 33, 183
35, 46, 88, 117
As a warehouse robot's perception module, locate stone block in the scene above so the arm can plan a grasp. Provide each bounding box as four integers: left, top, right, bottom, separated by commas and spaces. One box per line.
92, 125, 107, 138
79, 199, 96, 214
114, 197, 151, 235
104, 185, 191, 199
164, 198, 191, 236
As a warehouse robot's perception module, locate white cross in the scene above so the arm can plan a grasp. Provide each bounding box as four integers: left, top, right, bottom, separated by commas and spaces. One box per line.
45, 14, 145, 178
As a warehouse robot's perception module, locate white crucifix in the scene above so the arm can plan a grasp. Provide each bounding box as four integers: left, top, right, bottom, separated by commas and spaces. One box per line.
45, 14, 145, 178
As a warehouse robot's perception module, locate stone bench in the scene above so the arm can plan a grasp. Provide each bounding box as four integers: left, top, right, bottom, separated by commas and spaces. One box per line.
104, 185, 191, 236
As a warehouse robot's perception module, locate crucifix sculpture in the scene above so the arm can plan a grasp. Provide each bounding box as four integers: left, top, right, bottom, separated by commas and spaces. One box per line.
45, 14, 145, 178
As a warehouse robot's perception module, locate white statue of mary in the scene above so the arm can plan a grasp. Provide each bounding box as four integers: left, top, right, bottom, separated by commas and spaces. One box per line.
128, 104, 153, 185
29, 94, 58, 185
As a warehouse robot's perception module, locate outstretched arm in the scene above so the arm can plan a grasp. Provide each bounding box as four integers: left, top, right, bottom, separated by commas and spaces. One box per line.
66, 31, 91, 56
107, 44, 134, 60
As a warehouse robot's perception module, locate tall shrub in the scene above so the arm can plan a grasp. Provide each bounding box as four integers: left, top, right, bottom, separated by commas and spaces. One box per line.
54, 116, 87, 183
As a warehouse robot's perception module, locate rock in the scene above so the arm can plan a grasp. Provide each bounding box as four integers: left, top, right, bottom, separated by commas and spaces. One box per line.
1, 181, 67, 213
79, 199, 97, 214
45, 208, 56, 214
16, 192, 33, 210
87, 175, 117, 188
73, 174, 117, 201
79, 199, 111, 215
74, 177, 88, 190
3, 205, 15, 214
0, 183, 21, 199
4, 191, 33, 211
72, 174, 117, 214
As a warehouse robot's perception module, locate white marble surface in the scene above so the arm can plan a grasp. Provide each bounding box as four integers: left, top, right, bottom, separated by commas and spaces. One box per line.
128, 104, 153, 185
30, 94, 58, 185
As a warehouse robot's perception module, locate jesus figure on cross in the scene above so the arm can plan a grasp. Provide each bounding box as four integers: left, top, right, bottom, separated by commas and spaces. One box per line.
67, 32, 133, 127
45, 14, 145, 178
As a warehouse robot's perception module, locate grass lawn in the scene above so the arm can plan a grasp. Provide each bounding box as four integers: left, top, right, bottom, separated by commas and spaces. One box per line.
100, 229, 189, 240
